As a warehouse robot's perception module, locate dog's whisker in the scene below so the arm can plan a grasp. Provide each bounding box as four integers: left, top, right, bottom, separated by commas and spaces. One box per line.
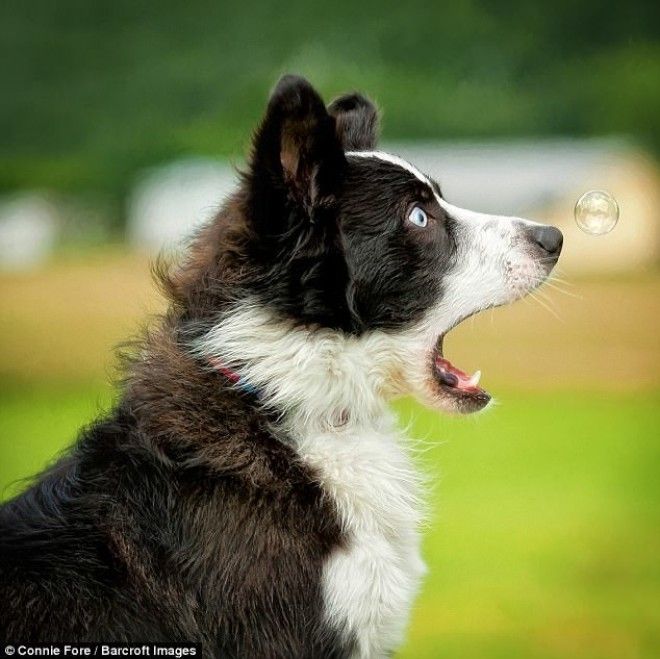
541, 280, 582, 299
536, 271, 581, 298
532, 286, 558, 308
548, 275, 574, 286
528, 288, 564, 322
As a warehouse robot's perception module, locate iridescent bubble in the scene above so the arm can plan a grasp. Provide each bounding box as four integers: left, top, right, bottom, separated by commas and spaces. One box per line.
574, 190, 619, 235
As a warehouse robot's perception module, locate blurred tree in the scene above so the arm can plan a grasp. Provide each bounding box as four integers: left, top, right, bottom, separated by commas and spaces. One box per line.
1, 0, 658, 225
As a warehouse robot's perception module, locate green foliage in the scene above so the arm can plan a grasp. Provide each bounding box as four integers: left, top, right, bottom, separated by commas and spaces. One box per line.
1, 0, 659, 203
1, 384, 658, 657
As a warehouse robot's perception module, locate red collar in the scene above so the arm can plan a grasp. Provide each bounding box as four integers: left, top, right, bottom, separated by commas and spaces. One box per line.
208, 357, 259, 396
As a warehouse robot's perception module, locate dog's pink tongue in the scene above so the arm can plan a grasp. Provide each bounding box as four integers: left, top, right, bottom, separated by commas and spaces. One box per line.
435, 356, 482, 391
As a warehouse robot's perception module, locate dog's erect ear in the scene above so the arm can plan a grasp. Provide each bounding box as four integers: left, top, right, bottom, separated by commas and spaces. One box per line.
327, 93, 379, 151
249, 75, 346, 216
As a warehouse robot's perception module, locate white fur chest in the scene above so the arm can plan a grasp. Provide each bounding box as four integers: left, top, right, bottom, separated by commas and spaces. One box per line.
197, 304, 431, 656
291, 413, 426, 659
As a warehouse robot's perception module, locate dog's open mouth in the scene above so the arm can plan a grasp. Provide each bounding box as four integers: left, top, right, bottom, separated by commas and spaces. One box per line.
431, 336, 491, 413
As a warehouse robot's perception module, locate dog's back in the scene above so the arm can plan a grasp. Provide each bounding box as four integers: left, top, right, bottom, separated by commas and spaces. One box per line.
1, 413, 147, 641
0, 390, 350, 656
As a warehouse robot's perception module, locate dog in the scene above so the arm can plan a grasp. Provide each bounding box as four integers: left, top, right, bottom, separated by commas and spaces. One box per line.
0, 75, 562, 657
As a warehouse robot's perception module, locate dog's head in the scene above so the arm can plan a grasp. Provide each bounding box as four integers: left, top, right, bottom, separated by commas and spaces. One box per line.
191, 75, 562, 416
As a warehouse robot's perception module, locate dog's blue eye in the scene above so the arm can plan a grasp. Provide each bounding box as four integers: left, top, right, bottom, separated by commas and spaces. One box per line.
408, 206, 428, 228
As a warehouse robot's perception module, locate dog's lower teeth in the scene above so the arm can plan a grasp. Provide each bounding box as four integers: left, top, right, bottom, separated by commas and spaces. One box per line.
467, 370, 482, 387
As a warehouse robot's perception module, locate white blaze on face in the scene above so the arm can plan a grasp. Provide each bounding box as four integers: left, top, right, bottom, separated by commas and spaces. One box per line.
347, 150, 549, 336
433, 198, 547, 333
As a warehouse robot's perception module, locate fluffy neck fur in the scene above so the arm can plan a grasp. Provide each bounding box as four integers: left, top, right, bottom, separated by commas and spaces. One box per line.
194, 301, 433, 434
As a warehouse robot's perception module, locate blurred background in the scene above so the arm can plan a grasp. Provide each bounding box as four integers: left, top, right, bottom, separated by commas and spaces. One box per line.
1, 1, 658, 657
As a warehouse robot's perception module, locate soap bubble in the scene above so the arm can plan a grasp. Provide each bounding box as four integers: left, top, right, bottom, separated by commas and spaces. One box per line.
574, 190, 619, 235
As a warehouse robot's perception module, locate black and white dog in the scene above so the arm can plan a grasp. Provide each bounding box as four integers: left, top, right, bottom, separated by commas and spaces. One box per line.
0, 76, 562, 657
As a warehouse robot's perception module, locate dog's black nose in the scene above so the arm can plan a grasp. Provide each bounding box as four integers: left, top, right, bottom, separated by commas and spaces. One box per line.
530, 225, 563, 256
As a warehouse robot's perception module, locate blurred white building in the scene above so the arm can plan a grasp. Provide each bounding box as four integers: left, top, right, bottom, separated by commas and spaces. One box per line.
127, 158, 239, 253
0, 193, 58, 271
392, 138, 659, 276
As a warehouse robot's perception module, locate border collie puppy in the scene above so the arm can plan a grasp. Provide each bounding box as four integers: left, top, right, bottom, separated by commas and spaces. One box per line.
0, 76, 562, 657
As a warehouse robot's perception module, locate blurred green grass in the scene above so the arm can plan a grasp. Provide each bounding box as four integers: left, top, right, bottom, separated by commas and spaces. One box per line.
1, 382, 658, 658
396, 392, 659, 659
